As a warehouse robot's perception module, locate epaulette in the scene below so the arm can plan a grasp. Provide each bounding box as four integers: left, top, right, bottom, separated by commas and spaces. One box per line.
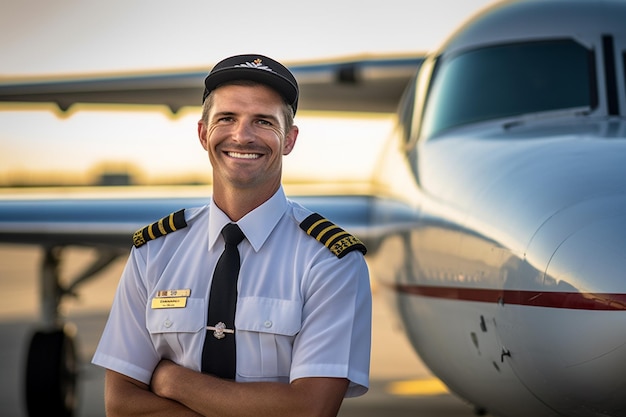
299, 213, 367, 258
132, 209, 187, 248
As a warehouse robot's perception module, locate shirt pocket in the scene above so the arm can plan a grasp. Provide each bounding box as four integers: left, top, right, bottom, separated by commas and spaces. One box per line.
146, 297, 205, 359
235, 297, 302, 380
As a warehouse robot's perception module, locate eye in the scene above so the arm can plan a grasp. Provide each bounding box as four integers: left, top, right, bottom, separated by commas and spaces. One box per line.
256, 119, 272, 126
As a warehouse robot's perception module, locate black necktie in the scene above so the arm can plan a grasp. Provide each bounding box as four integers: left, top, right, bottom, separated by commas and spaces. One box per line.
201, 223, 245, 379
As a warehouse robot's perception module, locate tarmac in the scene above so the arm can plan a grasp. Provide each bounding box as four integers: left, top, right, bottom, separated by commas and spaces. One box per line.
0, 244, 482, 417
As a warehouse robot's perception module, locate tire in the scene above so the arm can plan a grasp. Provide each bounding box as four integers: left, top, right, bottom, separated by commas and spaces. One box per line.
25, 327, 78, 417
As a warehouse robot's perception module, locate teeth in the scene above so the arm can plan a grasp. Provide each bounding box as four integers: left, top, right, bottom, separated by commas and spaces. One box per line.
228, 152, 260, 160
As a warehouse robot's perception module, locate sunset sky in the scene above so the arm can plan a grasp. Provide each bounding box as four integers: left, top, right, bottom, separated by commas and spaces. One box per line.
0, 0, 497, 187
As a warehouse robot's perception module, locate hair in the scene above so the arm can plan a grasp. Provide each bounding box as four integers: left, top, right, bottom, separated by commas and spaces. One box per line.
201, 80, 295, 131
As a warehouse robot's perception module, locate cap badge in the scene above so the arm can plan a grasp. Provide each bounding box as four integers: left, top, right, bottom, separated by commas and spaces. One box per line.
234, 58, 275, 73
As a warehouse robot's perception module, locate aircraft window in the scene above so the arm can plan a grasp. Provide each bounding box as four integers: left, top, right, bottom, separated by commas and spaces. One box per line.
396, 73, 418, 144
420, 40, 595, 138
623, 50, 626, 106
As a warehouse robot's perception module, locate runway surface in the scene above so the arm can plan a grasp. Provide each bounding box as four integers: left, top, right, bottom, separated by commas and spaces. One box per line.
0, 244, 482, 417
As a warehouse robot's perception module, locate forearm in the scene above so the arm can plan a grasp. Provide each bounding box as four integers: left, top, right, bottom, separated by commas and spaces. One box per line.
152, 360, 348, 417
105, 369, 202, 417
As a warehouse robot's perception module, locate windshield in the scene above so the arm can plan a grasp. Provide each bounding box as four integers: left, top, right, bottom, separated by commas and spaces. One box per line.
420, 40, 596, 138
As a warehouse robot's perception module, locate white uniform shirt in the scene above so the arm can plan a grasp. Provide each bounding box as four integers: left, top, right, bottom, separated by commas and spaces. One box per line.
92, 187, 371, 397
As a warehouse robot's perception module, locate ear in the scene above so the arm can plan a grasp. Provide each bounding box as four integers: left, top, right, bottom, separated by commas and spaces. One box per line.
198, 121, 208, 150
283, 125, 299, 155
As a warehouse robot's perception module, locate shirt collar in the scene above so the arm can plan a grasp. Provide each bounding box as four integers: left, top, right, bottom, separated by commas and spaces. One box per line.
208, 186, 288, 252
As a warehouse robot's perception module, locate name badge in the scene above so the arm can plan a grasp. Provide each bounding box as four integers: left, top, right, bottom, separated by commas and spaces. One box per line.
155, 289, 191, 297
151, 296, 188, 309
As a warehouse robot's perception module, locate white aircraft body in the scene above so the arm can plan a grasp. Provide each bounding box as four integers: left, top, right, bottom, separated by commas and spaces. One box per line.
366, 1, 626, 416
1, 1, 626, 416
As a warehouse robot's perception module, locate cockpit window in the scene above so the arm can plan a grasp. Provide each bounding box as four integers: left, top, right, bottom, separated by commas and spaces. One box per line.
420, 40, 596, 138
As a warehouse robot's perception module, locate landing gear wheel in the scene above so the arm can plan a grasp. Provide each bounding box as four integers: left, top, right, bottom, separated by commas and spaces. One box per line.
25, 327, 78, 417
474, 405, 488, 415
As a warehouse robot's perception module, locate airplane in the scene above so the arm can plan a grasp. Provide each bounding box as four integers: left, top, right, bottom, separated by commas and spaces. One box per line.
1, 0, 626, 416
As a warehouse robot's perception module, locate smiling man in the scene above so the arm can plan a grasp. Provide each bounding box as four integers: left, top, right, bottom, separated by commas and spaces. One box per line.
92, 54, 372, 417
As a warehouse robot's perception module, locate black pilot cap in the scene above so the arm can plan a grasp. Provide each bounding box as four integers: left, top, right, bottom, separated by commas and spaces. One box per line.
202, 54, 299, 115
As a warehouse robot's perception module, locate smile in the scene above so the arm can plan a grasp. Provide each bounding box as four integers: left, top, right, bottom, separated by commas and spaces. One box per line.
227, 151, 261, 160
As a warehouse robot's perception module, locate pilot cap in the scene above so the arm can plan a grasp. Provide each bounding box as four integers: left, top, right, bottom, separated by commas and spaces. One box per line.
202, 54, 299, 114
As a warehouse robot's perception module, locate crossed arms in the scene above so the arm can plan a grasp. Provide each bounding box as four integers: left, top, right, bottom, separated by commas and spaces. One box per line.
105, 360, 349, 417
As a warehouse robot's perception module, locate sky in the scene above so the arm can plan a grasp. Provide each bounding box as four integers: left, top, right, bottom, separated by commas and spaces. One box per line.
0, 0, 498, 187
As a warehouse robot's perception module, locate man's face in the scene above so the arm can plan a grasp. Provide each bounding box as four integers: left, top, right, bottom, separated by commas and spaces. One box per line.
198, 84, 298, 195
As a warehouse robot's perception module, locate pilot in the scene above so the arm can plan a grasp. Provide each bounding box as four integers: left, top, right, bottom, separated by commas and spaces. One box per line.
92, 54, 372, 417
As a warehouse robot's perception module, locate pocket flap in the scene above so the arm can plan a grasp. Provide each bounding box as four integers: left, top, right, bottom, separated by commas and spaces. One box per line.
236, 297, 301, 336
146, 297, 205, 334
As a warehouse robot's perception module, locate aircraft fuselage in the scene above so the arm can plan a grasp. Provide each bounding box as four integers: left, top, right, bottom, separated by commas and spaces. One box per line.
368, 1, 626, 416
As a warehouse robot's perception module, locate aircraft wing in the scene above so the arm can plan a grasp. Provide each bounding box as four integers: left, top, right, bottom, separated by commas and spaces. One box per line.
0, 55, 423, 113
0, 190, 412, 249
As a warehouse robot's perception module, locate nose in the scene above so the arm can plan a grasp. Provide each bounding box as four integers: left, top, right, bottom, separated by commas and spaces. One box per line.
231, 121, 255, 143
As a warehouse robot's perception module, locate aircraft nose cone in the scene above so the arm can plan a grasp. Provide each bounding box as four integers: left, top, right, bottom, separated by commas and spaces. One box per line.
534, 194, 626, 301
545, 204, 626, 305
505, 194, 626, 416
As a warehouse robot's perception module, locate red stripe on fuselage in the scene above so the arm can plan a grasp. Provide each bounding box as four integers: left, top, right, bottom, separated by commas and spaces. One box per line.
390, 284, 626, 310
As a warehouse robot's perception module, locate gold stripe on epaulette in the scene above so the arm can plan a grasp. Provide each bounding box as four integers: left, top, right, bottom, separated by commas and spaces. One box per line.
157, 218, 167, 235
305, 218, 326, 235
299, 212, 367, 258
133, 209, 188, 248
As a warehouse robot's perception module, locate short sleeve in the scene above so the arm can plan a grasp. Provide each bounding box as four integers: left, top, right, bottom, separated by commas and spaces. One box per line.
91, 248, 160, 384
290, 250, 372, 397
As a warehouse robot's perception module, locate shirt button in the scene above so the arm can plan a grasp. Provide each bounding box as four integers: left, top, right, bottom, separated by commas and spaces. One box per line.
164, 319, 173, 328
264, 320, 273, 328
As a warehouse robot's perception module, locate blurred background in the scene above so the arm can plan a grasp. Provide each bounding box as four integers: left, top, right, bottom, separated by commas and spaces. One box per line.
0, 0, 495, 190
0, 1, 498, 416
